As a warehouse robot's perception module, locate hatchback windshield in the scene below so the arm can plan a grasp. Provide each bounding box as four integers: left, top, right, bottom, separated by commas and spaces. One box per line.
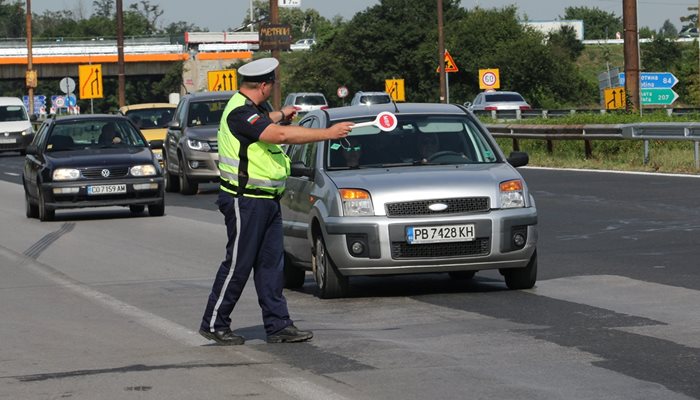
0, 105, 28, 122
125, 108, 174, 129
46, 119, 147, 151
187, 100, 228, 127
326, 115, 499, 169
295, 95, 326, 106
484, 93, 525, 102
360, 95, 391, 105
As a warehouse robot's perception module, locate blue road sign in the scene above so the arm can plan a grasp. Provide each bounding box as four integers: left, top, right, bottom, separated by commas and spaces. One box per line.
22, 95, 47, 114
619, 72, 678, 89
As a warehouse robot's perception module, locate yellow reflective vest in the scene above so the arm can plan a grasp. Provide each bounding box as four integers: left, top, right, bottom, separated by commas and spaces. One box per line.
218, 92, 290, 199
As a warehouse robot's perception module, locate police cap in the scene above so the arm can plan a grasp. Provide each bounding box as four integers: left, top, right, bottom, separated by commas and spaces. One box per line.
239, 57, 278, 83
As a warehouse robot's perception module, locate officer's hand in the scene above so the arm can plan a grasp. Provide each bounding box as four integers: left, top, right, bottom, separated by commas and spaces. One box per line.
281, 106, 297, 121
327, 122, 353, 139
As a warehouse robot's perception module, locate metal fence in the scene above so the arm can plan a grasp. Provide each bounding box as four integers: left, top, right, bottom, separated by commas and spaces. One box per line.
474, 107, 700, 120
485, 122, 700, 169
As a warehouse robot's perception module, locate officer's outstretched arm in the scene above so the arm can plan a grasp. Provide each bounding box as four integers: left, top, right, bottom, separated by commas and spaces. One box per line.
259, 122, 353, 145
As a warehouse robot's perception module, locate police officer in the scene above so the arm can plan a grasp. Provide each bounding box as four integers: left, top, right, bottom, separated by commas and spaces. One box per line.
200, 58, 353, 345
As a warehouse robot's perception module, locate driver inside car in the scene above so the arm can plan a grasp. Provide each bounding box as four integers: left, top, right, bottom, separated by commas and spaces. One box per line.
418, 133, 440, 163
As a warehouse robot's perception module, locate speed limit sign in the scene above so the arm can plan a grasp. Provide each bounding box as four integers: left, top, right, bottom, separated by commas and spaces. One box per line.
479, 68, 500, 90
337, 86, 349, 98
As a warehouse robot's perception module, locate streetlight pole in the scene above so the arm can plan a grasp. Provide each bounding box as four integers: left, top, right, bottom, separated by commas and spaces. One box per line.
437, 0, 446, 103
26, 0, 34, 115
116, 0, 126, 108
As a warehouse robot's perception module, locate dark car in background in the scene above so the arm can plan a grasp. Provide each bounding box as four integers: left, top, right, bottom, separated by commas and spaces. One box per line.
281, 103, 538, 298
22, 114, 164, 221
163, 91, 235, 195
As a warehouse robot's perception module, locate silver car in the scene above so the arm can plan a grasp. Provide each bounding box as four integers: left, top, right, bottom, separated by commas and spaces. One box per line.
281, 103, 538, 298
466, 90, 531, 111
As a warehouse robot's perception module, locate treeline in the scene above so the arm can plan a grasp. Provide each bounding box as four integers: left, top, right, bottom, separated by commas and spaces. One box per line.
1, 0, 699, 110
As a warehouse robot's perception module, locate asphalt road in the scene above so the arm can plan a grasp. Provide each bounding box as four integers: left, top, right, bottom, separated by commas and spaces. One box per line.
1, 151, 699, 399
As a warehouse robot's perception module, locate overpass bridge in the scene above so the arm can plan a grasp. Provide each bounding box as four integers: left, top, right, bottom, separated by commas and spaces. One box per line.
0, 32, 259, 93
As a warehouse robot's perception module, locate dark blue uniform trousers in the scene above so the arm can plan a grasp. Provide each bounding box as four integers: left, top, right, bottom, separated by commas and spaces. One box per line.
201, 191, 293, 336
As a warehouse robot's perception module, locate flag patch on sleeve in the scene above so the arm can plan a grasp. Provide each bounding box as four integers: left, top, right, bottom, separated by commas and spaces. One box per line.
247, 114, 261, 125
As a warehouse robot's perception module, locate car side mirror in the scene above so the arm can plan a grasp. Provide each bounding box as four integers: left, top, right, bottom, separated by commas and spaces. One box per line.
290, 161, 313, 178
168, 120, 181, 130
25, 144, 38, 155
507, 151, 529, 168
149, 140, 164, 150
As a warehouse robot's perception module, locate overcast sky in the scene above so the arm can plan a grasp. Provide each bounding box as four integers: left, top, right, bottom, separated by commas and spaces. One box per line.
27, 0, 697, 32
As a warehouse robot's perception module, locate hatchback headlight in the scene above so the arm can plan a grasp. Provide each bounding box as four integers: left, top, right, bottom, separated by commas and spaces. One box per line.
53, 168, 80, 181
340, 188, 374, 216
187, 139, 211, 152
22, 127, 33, 136
500, 179, 525, 208
130, 164, 157, 176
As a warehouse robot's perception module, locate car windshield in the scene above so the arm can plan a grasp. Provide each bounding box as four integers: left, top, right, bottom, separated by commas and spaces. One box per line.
187, 100, 228, 127
125, 107, 174, 129
484, 93, 525, 102
326, 115, 500, 169
0, 105, 28, 122
360, 95, 391, 105
46, 119, 147, 152
295, 96, 326, 106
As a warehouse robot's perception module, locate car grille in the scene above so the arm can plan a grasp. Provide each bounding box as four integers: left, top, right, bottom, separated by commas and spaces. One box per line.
81, 167, 129, 178
209, 141, 218, 152
391, 238, 490, 259
385, 197, 490, 217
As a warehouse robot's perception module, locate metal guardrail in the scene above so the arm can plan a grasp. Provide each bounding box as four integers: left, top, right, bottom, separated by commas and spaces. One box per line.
474, 108, 700, 120
486, 122, 700, 169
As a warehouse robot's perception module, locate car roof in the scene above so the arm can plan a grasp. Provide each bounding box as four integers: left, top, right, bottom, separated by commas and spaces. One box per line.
50, 114, 129, 123
0, 97, 25, 106
182, 91, 236, 101
119, 103, 177, 112
355, 91, 390, 96
310, 102, 468, 122
289, 92, 326, 97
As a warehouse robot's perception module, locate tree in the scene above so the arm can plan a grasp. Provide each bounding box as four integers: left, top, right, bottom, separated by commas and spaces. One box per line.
0, 0, 26, 37
562, 6, 622, 40
658, 19, 678, 38
547, 25, 585, 61
641, 36, 682, 72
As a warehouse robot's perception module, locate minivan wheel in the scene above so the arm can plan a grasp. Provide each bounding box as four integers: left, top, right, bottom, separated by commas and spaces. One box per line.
283, 252, 306, 289
313, 236, 348, 299
178, 155, 198, 195
503, 251, 537, 290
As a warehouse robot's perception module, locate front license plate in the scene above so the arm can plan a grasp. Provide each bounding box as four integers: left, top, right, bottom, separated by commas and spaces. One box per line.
0, 138, 16, 144
87, 184, 127, 195
407, 224, 475, 244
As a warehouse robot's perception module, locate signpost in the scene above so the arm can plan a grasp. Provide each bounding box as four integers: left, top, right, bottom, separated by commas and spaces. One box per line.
618, 72, 679, 106
385, 79, 405, 102
479, 68, 500, 90
436, 50, 458, 103
207, 69, 237, 91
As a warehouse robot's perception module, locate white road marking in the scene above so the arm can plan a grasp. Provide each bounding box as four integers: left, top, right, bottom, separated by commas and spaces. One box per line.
4, 172, 19, 176
530, 275, 700, 348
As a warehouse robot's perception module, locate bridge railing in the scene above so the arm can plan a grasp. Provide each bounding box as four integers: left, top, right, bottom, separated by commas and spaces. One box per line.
473, 107, 700, 120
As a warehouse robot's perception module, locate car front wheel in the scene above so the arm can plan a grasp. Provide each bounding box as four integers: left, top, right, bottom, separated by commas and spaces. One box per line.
38, 189, 55, 221
313, 235, 348, 299
163, 155, 180, 193
25, 190, 38, 219
178, 155, 198, 195
503, 251, 537, 290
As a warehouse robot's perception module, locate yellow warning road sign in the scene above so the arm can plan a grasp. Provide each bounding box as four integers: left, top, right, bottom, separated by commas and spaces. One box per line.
385, 79, 405, 102
604, 86, 626, 110
208, 69, 238, 92
78, 64, 103, 99
479, 68, 500, 90
436, 50, 459, 73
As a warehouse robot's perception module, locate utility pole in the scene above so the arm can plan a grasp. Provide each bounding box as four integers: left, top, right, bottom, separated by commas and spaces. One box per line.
269, 0, 281, 109
116, 0, 126, 108
437, 0, 446, 103
26, 0, 34, 115
623, 0, 640, 112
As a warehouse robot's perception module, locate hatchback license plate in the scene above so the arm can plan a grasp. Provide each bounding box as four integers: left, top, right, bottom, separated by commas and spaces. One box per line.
407, 224, 475, 244
0, 138, 16, 144
87, 184, 126, 195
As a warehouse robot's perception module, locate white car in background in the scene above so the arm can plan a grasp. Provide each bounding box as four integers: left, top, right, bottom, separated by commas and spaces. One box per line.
290, 38, 316, 51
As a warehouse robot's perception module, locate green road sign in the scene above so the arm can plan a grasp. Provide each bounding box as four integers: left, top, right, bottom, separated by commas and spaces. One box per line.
641, 88, 678, 105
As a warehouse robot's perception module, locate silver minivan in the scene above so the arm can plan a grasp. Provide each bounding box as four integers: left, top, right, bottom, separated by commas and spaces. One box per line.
281, 103, 538, 298
0, 97, 34, 155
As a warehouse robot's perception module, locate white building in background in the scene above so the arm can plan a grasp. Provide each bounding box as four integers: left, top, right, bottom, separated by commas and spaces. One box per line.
521, 20, 585, 41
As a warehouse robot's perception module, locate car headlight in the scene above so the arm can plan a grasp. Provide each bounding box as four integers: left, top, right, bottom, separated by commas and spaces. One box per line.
22, 127, 33, 136
340, 188, 374, 216
187, 139, 211, 151
500, 179, 525, 208
130, 164, 157, 176
53, 168, 80, 181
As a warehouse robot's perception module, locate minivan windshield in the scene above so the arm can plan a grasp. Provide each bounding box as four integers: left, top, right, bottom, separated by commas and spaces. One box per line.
0, 105, 29, 122
326, 115, 500, 169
